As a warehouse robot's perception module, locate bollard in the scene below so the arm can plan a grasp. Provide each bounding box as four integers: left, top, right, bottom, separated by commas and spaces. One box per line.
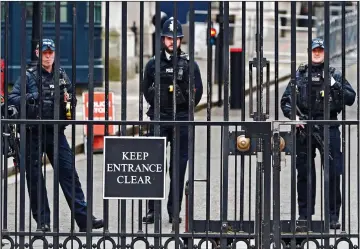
230, 48, 243, 109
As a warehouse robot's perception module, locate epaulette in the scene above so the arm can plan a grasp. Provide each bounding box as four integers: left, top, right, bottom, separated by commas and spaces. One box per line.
298, 63, 307, 73
26, 66, 38, 78
180, 53, 189, 61
26, 66, 37, 73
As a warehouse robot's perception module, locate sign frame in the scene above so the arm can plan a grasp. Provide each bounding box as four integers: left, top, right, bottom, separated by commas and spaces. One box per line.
102, 136, 167, 200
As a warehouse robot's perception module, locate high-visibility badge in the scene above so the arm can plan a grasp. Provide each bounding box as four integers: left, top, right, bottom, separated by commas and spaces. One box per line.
169, 85, 174, 92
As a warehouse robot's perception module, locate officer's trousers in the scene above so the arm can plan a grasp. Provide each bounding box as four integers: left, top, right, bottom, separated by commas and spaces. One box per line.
24, 127, 88, 228
147, 115, 189, 217
296, 126, 342, 220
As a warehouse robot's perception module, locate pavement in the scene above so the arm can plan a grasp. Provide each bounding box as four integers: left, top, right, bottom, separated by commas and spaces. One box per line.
3, 58, 359, 248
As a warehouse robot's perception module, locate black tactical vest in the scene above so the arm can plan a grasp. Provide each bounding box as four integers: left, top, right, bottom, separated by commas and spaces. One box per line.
157, 53, 190, 110
27, 67, 67, 120
297, 65, 341, 116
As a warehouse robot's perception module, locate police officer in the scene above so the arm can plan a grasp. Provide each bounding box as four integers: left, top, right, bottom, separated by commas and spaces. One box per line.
142, 17, 203, 224
280, 38, 356, 229
8, 38, 104, 232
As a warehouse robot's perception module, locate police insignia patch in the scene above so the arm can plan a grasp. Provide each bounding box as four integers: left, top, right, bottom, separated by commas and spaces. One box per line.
169, 20, 174, 32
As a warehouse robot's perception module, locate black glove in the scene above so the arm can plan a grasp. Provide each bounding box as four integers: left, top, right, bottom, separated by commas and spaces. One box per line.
26, 92, 39, 105
147, 85, 155, 104
174, 84, 186, 105
26, 93, 39, 119
7, 106, 19, 119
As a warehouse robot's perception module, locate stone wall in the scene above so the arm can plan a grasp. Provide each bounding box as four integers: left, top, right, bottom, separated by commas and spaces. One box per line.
100, 2, 156, 82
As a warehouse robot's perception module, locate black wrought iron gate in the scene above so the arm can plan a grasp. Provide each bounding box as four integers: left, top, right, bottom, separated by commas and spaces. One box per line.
0, 1, 359, 249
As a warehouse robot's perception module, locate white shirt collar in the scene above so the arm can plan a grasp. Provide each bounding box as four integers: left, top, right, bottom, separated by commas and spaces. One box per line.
165, 51, 171, 61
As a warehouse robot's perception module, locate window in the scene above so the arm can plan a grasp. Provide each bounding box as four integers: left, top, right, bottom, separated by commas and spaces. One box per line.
26, 2, 68, 23
86, 2, 101, 23
1, 2, 6, 22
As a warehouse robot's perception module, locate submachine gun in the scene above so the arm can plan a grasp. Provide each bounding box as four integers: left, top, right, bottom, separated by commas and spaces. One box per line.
1, 95, 20, 169
295, 105, 333, 161
59, 75, 72, 120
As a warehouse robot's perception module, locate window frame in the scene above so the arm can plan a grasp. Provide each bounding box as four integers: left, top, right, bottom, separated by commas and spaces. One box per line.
86, 2, 102, 24
25, 2, 69, 24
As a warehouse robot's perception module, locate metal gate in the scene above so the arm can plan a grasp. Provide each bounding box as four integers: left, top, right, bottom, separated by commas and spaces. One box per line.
0, 1, 359, 249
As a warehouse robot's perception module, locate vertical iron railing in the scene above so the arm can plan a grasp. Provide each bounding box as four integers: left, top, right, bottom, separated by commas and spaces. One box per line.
220, 2, 229, 248
290, 2, 297, 248
103, 1, 110, 235
357, 2, 360, 247
240, 0, 246, 231
137, 1, 144, 234
323, 3, 331, 248
120, 3, 127, 249
306, 1, 313, 245
204, 1, 212, 245
0, 2, 3, 246
19, 4, 27, 248
71, 1, 78, 236
1, 2, 360, 249
272, 2, 281, 248
358, 2, 360, 247
341, 1, 347, 234
53, 2, 60, 248
187, 3, 195, 249
154, 3, 161, 249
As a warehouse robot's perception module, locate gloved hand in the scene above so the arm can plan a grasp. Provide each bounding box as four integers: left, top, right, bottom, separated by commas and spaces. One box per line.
26, 92, 39, 105
26, 93, 39, 118
7, 106, 19, 119
330, 76, 343, 90
174, 84, 186, 104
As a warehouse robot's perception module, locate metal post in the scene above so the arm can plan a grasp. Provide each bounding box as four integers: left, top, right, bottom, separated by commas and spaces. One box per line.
217, 2, 223, 107
187, 3, 195, 247
2, 0, 10, 234
30, 2, 41, 67
52, 3, 60, 248
19, 3, 27, 248
0, 2, 3, 247
220, 2, 229, 248
290, 2, 297, 248
86, 2, 94, 248
323, 3, 331, 248
71, 1, 77, 235
272, 2, 281, 248
137, 1, 144, 233
357, 2, 360, 246
120, 3, 127, 249
341, 1, 346, 232
153, 3, 161, 249
171, 5, 180, 249
306, 0, 314, 238
103, 1, 109, 233
229, 48, 243, 109
357, 2, 360, 247
239, 2, 246, 229
205, 1, 213, 241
